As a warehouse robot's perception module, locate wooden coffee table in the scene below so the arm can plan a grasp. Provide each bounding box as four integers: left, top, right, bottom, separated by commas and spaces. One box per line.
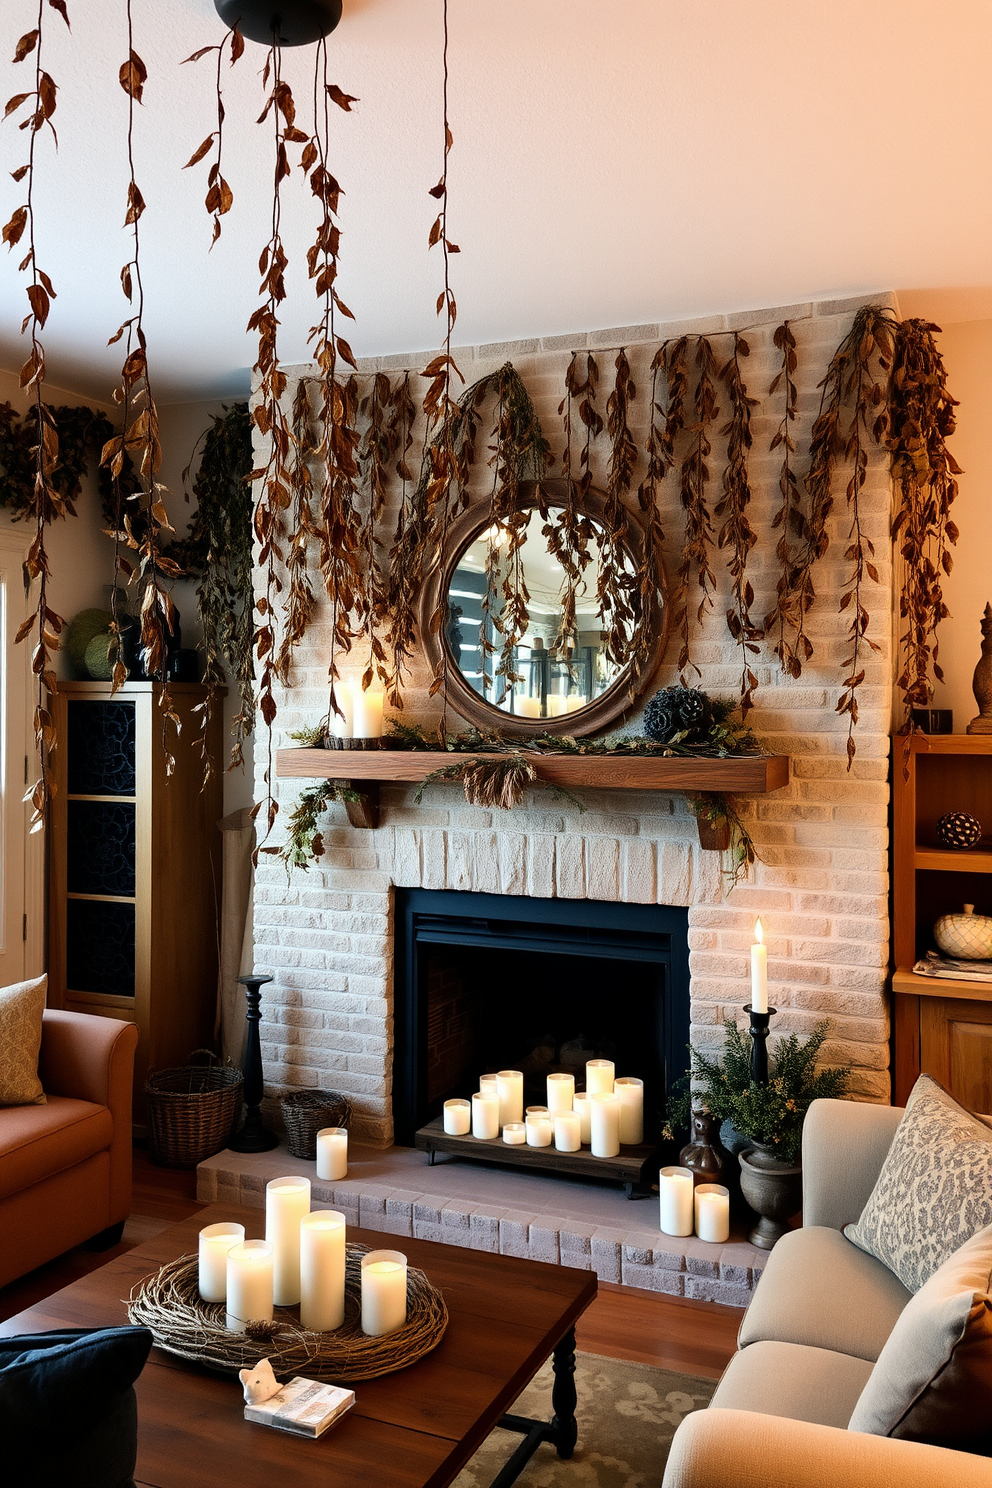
0, 1203, 597, 1488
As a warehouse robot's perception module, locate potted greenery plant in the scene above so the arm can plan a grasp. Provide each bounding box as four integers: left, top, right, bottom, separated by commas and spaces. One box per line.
665, 1019, 850, 1249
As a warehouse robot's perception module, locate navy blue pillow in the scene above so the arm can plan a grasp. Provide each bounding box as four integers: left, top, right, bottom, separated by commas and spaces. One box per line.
0, 1326, 152, 1488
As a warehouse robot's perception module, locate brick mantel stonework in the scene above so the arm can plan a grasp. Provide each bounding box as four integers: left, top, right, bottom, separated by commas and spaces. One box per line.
251, 294, 895, 1147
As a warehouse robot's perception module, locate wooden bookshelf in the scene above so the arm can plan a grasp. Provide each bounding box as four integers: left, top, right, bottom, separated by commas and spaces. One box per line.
891, 732, 992, 1110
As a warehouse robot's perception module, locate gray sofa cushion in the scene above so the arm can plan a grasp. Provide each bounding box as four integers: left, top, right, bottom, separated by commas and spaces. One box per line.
738, 1226, 911, 1362
711, 1340, 873, 1429
845, 1075, 992, 1294
849, 1222, 992, 1454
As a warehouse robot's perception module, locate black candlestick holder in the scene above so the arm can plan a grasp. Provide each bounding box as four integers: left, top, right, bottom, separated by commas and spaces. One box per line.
228, 973, 279, 1153
743, 1004, 777, 1086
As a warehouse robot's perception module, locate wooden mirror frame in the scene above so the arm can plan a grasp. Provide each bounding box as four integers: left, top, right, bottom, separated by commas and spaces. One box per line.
419, 479, 670, 738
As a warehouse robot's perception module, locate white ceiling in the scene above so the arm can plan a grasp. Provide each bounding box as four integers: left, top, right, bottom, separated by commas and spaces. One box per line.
1, 0, 990, 404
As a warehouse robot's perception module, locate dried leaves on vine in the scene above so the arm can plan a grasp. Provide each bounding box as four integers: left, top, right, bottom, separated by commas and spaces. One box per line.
181, 25, 244, 245
4, 0, 72, 825
599, 350, 637, 670
765, 321, 804, 672
889, 319, 961, 718
716, 333, 761, 714
674, 338, 720, 680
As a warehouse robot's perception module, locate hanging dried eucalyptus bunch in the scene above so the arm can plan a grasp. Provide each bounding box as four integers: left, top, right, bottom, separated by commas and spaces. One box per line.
4, 0, 72, 825
599, 349, 638, 670
552, 352, 601, 657
889, 319, 961, 719
765, 321, 803, 671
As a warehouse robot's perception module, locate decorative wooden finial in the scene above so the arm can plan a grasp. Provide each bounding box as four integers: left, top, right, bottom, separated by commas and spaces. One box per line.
967, 603, 992, 735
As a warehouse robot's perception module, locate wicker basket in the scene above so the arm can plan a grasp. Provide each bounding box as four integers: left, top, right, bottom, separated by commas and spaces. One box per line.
145, 1051, 243, 1169
281, 1088, 353, 1160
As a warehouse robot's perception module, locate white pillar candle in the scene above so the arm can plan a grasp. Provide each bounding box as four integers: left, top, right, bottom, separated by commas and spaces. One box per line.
546, 1072, 575, 1113
694, 1184, 731, 1244
585, 1059, 615, 1096
554, 1111, 581, 1152
352, 687, 384, 739
614, 1077, 644, 1146
545, 695, 569, 716
516, 696, 542, 718
589, 1092, 620, 1158
525, 1104, 549, 1115
299, 1210, 347, 1332
479, 1073, 499, 1096
751, 918, 768, 1014
316, 1127, 348, 1181
573, 1091, 591, 1144
565, 694, 588, 713
266, 1175, 311, 1307
525, 1114, 554, 1147
472, 1091, 500, 1139
226, 1239, 274, 1333
329, 683, 355, 739
659, 1166, 695, 1237
502, 1121, 526, 1145
443, 1098, 471, 1135
496, 1070, 524, 1127
198, 1221, 245, 1304
361, 1250, 407, 1337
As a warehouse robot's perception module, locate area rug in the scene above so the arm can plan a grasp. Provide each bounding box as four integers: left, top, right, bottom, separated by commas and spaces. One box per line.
453, 1351, 715, 1488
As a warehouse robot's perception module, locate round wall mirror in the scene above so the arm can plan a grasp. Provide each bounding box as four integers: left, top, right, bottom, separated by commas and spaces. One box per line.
420, 480, 669, 738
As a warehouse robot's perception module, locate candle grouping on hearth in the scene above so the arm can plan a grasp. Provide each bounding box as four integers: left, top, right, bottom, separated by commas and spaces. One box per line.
658, 1168, 730, 1244
443, 1060, 644, 1157
200, 1175, 408, 1338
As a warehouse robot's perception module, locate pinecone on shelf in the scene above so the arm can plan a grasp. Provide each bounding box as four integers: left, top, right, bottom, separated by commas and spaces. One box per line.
643, 686, 712, 744
936, 811, 983, 849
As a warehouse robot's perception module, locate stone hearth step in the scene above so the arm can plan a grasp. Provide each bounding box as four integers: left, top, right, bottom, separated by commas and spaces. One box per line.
198, 1141, 768, 1305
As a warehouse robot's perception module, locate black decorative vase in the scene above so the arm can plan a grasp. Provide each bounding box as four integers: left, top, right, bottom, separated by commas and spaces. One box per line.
738, 1144, 802, 1250
227, 973, 279, 1153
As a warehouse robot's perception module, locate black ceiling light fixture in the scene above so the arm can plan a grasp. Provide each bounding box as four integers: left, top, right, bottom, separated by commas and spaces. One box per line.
213, 0, 343, 47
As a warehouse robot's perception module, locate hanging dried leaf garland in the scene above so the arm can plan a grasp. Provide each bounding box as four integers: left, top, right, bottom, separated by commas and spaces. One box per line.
764, 321, 805, 674
832, 308, 895, 764
381, 373, 420, 706
674, 338, 720, 681
4, 0, 72, 826
716, 333, 761, 714
888, 319, 960, 719
297, 42, 361, 732
356, 371, 399, 692
418, 0, 463, 715
181, 23, 244, 245
274, 379, 320, 685
102, 0, 181, 773
632, 345, 678, 675
599, 349, 638, 670
551, 352, 602, 657
247, 43, 305, 841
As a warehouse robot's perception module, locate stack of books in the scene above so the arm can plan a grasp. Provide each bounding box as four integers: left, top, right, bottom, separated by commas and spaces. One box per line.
244, 1377, 356, 1438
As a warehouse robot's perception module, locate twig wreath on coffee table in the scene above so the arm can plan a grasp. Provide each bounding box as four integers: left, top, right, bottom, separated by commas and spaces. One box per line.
128, 1246, 448, 1382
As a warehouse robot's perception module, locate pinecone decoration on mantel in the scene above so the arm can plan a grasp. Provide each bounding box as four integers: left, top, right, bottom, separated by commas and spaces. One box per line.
643, 686, 712, 745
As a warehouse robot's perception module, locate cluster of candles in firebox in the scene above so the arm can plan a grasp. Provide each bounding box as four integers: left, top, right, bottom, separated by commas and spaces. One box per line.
198, 1171, 407, 1339
442, 1060, 643, 1158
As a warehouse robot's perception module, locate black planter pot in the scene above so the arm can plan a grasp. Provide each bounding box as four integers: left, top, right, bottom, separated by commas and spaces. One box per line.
738, 1143, 803, 1250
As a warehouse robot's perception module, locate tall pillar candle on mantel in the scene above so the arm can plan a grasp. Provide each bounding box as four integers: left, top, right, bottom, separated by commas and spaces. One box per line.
226, 1239, 274, 1333
585, 1059, 615, 1096
352, 684, 384, 742
266, 1175, 311, 1307
300, 1210, 347, 1332
316, 1126, 348, 1181
496, 1070, 524, 1127
614, 1077, 644, 1145
589, 1092, 620, 1158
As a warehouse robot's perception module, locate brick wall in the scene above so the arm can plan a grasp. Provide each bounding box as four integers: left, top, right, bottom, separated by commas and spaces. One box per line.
252, 293, 895, 1145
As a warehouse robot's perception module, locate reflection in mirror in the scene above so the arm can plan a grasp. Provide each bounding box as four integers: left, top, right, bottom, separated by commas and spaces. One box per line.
445, 510, 632, 722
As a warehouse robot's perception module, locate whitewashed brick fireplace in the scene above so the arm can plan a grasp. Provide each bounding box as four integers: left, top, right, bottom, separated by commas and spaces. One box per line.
251, 293, 894, 1151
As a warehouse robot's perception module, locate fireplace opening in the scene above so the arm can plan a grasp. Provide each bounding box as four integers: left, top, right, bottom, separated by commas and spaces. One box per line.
392, 889, 689, 1146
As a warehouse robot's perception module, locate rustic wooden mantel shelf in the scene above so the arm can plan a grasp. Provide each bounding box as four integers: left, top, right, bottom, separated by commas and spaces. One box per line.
275, 747, 791, 830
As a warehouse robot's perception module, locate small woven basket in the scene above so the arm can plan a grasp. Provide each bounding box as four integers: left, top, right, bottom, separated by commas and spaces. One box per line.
145, 1051, 243, 1169
281, 1088, 352, 1160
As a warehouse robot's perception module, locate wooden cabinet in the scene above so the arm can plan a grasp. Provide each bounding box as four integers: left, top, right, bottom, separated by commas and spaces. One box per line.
48, 682, 224, 1112
892, 733, 992, 1108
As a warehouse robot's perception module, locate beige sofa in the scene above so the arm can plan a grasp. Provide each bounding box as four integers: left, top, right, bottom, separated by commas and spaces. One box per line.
0, 1009, 138, 1288
663, 1098, 989, 1488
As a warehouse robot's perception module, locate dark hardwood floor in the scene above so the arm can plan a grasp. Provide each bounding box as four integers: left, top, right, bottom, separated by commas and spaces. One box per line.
0, 1148, 740, 1380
